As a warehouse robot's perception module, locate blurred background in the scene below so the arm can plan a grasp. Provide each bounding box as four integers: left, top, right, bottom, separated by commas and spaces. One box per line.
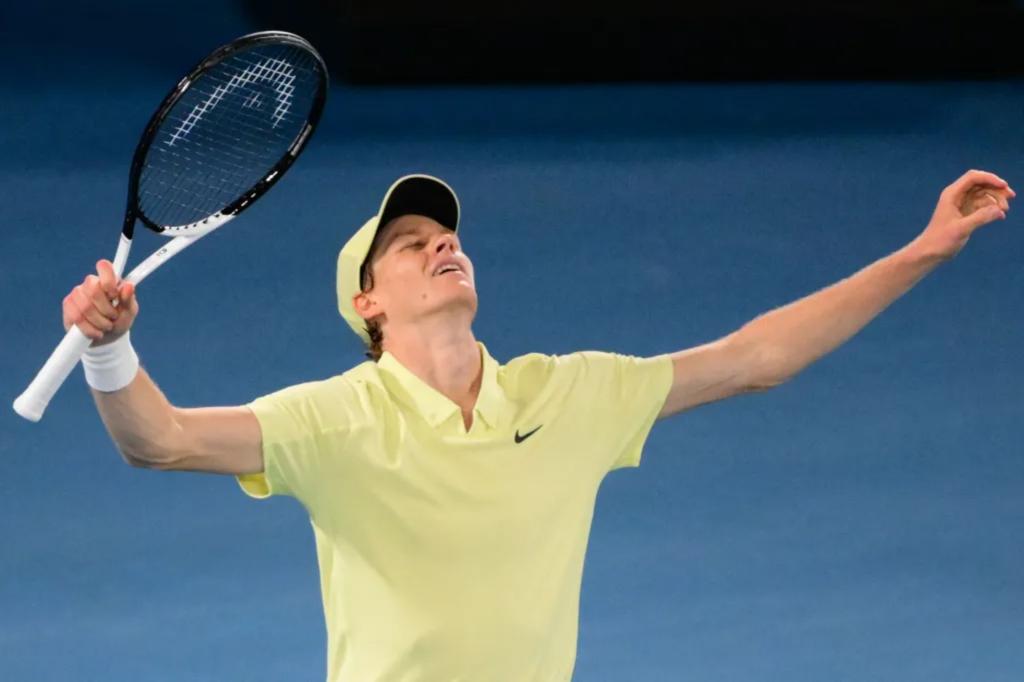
1, 1, 1022, 680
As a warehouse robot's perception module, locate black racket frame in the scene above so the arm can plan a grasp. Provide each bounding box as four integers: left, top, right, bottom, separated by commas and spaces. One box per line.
123, 30, 328, 239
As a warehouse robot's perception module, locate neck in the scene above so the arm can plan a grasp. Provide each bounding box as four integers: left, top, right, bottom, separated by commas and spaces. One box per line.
381, 320, 482, 414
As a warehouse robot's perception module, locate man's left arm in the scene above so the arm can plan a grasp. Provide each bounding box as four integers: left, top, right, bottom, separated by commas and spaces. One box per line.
657, 169, 1015, 420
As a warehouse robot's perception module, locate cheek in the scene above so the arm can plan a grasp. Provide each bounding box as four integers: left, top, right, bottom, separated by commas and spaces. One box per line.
390, 263, 433, 302
387, 260, 423, 284
393, 262, 421, 286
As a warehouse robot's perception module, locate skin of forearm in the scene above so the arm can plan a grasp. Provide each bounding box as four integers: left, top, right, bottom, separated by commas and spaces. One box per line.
91, 366, 183, 467
737, 242, 945, 386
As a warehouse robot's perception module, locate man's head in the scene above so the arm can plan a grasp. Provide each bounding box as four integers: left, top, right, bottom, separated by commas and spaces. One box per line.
355, 214, 476, 359
336, 175, 470, 360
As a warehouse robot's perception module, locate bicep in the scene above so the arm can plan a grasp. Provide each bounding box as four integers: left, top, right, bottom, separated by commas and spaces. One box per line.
657, 333, 773, 419
160, 405, 264, 475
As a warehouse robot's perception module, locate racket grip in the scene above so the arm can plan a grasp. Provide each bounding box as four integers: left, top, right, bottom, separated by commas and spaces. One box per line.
13, 326, 95, 422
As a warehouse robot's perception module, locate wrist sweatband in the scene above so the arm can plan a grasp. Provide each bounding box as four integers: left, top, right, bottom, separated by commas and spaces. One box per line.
83, 331, 140, 392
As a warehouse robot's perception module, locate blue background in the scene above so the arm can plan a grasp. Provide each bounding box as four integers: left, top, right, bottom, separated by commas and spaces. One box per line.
1, 2, 1022, 680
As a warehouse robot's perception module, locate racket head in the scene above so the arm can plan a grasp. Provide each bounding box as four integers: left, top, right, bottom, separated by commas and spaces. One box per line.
124, 31, 328, 238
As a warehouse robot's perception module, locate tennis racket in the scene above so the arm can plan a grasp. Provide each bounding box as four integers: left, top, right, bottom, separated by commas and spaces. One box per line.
13, 30, 328, 422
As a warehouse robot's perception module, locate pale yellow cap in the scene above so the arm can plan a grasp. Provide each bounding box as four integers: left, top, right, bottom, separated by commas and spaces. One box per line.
337, 174, 461, 344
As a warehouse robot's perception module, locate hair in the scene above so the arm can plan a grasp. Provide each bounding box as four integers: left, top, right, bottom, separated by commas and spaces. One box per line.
359, 259, 385, 362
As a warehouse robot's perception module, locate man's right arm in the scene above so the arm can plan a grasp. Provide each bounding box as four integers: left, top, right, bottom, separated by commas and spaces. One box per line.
67, 259, 263, 476
91, 369, 263, 475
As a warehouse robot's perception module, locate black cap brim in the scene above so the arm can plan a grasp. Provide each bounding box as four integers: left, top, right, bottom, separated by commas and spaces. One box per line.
379, 175, 459, 232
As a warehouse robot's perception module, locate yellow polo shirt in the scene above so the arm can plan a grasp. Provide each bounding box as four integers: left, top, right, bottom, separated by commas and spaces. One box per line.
237, 342, 673, 682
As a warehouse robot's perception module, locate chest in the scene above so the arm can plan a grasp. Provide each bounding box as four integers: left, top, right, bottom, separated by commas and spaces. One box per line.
310, 406, 603, 538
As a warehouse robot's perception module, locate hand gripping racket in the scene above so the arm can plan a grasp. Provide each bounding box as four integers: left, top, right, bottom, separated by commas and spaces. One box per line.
14, 31, 328, 422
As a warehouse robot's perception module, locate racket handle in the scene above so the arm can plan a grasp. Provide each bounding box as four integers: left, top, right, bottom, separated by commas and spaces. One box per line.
13, 325, 95, 422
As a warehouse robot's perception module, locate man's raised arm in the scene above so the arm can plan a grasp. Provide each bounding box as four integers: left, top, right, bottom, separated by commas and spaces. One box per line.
657, 169, 1015, 420
65, 259, 263, 475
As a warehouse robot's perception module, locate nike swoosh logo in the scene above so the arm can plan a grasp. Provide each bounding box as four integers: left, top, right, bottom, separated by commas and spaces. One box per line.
514, 425, 543, 444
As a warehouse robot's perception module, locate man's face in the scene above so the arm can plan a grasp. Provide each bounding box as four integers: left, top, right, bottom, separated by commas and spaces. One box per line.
355, 214, 477, 330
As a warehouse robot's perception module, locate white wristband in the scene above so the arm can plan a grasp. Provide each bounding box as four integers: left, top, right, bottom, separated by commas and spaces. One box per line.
83, 331, 140, 392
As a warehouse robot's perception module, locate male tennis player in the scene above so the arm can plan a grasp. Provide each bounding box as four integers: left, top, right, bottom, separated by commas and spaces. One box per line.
64, 170, 1013, 681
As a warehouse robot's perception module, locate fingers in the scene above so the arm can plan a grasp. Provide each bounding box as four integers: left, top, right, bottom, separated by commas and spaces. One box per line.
971, 188, 1010, 213
946, 169, 1014, 203
984, 190, 1010, 212
962, 190, 1007, 229
66, 286, 114, 339
962, 201, 1006, 232
111, 282, 139, 333
960, 168, 1009, 189
118, 280, 135, 306
62, 264, 139, 340
83, 275, 118, 317
96, 259, 120, 302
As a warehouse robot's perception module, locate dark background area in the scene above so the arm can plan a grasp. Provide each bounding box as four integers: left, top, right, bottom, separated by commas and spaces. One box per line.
1, 1, 1022, 681
223, 0, 1024, 82
4, 1, 1024, 83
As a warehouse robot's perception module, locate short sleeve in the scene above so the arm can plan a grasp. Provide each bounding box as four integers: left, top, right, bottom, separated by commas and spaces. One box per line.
236, 378, 352, 503
563, 351, 674, 472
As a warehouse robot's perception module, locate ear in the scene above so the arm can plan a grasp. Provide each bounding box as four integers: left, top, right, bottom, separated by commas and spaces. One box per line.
352, 290, 382, 321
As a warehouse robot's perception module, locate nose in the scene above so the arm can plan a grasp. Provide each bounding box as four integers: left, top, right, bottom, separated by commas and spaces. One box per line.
434, 232, 458, 254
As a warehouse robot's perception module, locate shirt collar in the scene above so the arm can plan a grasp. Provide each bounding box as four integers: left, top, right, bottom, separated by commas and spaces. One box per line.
377, 341, 504, 430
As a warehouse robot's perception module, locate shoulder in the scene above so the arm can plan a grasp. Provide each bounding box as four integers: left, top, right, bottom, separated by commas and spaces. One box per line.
250, 361, 382, 423
499, 350, 584, 381
501, 349, 627, 373
503, 349, 670, 388
497, 350, 617, 393
342, 358, 386, 391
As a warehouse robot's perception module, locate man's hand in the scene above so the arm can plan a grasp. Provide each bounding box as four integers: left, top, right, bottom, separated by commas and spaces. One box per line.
912, 169, 1016, 262
63, 259, 138, 347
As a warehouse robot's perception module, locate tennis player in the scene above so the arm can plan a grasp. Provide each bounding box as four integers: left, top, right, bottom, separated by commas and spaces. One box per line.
64, 170, 1013, 681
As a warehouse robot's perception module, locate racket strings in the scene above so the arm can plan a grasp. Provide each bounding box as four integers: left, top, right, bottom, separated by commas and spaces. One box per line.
144, 105, 303, 174
159, 103, 307, 149
156, 61, 312, 150
141, 61, 315, 224
165, 56, 297, 145
138, 44, 322, 228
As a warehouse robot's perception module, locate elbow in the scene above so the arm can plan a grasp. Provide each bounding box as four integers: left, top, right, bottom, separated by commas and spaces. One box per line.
117, 442, 183, 471
118, 445, 152, 468
119, 446, 167, 470
116, 411, 190, 470
743, 343, 795, 392
746, 372, 789, 392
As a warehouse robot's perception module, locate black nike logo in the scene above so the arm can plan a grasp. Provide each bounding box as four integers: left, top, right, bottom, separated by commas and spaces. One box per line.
514, 425, 543, 444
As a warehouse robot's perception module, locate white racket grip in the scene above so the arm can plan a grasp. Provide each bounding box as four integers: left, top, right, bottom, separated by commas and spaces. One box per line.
15, 220, 221, 422
13, 325, 95, 422
13, 232, 133, 422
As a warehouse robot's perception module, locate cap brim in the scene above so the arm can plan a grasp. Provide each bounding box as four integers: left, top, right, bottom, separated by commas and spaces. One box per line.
378, 175, 460, 234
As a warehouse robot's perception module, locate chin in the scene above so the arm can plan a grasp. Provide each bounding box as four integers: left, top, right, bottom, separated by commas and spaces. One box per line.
452, 289, 478, 311
420, 286, 477, 316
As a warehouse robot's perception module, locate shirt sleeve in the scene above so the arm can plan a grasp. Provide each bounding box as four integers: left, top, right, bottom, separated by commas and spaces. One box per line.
236, 377, 352, 503
561, 351, 674, 473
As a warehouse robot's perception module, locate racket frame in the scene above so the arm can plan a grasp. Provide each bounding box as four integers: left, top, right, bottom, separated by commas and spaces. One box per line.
127, 30, 327, 239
